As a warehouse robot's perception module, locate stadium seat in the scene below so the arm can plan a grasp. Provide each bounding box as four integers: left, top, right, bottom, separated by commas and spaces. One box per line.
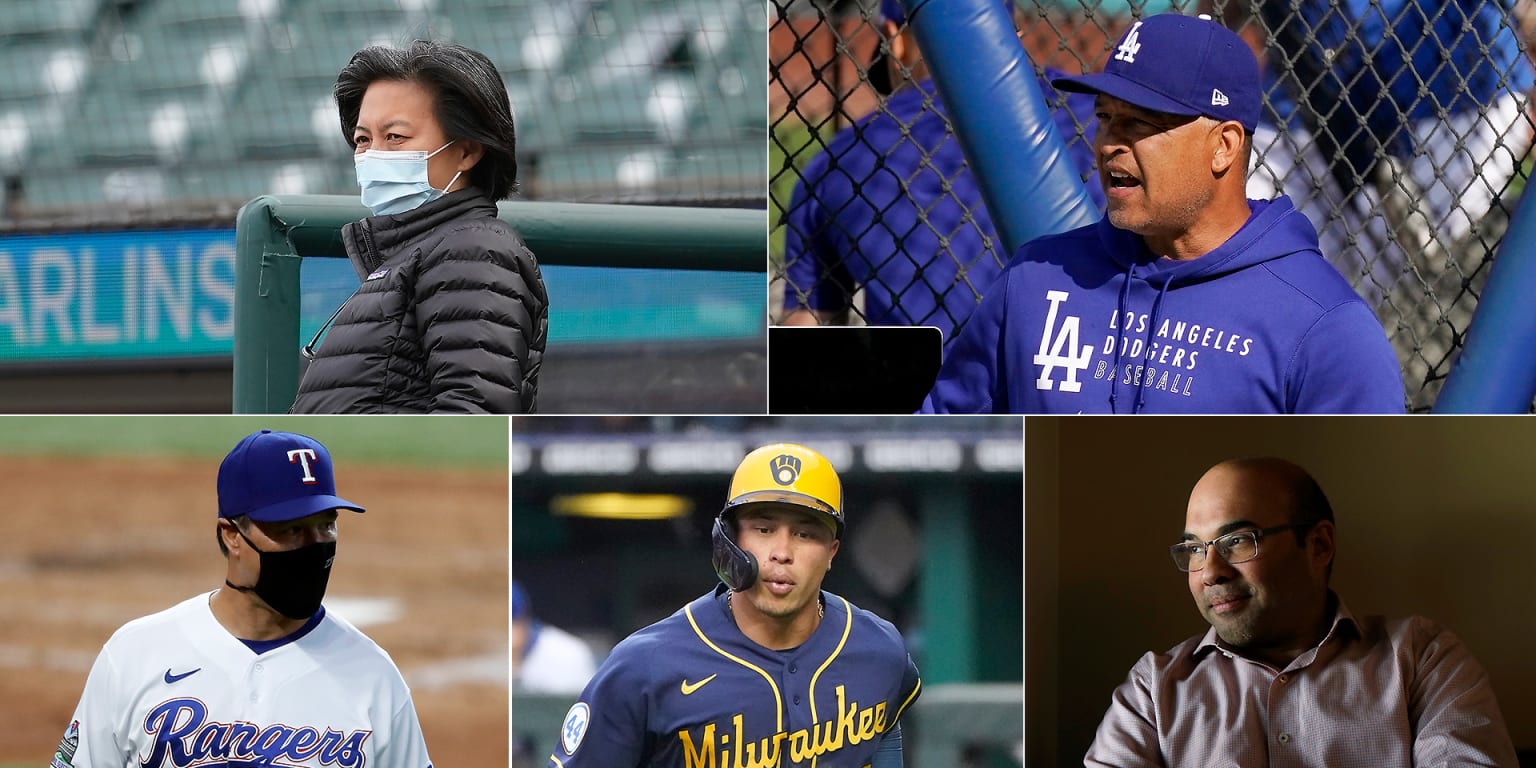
287, 0, 437, 45
179, 159, 355, 203
25, 165, 173, 207
669, 140, 764, 201
560, 72, 684, 144
0, 0, 98, 44
137, 0, 268, 36
438, 15, 524, 77
560, 0, 660, 73
275, 17, 422, 72
88, 28, 250, 100
534, 143, 674, 195
69, 88, 213, 166
0, 43, 90, 104
224, 78, 346, 160
682, 3, 766, 143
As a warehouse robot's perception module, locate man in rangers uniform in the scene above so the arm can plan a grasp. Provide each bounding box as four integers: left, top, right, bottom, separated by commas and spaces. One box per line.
51, 429, 432, 768
548, 443, 922, 768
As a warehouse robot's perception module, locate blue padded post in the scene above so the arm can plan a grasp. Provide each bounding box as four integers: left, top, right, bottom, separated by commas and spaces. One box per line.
1435, 187, 1536, 412
898, 0, 1100, 256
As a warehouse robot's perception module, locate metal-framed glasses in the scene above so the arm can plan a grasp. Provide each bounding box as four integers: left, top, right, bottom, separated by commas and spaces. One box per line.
1169, 523, 1314, 572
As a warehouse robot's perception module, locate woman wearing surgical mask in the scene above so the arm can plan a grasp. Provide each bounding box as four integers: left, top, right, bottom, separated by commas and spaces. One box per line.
290, 40, 547, 414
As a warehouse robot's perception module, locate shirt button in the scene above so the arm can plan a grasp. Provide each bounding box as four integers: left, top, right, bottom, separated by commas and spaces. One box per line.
254, 664, 264, 673
1278, 675, 1288, 684
794, 695, 801, 705
1278, 733, 1291, 744
789, 664, 797, 673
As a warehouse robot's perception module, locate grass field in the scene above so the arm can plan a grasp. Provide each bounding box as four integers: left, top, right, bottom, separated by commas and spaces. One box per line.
0, 416, 508, 467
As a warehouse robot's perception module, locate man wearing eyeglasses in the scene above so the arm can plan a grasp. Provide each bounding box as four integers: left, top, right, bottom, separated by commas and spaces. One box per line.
1085, 456, 1516, 767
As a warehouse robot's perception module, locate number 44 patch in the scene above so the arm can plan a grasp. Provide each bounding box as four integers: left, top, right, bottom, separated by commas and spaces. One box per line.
1034, 290, 1093, 392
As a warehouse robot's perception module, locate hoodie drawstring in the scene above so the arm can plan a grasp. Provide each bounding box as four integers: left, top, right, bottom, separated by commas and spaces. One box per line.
1134, 277, 1174, 413
1108, 263, 1135, 414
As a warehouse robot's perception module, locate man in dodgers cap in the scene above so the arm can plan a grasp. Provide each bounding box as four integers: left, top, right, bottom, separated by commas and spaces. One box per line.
920, 14, 1403, 414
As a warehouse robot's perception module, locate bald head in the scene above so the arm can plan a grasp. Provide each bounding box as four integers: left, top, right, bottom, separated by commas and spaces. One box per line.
1192, 458, 1333, 539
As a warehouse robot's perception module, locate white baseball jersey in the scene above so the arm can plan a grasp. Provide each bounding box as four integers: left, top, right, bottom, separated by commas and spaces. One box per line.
54, 591, 432, 768
515, 623, 596, 694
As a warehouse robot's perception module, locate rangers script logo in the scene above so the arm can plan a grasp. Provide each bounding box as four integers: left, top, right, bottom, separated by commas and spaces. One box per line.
139, 698, 371, 768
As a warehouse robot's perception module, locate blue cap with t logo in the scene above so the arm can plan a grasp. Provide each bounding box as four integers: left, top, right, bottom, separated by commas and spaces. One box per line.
217, 429, 366, 522
1052, 13, 1261, 131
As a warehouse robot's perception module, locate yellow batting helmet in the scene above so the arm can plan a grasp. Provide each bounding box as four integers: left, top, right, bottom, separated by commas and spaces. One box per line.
712, 443, 843, 590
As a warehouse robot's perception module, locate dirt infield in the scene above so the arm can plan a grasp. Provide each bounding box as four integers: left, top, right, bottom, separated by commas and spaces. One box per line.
0, 455, 508, 767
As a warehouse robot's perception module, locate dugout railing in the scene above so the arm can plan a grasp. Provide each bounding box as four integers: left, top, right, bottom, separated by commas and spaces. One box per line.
231, 195, 764, 413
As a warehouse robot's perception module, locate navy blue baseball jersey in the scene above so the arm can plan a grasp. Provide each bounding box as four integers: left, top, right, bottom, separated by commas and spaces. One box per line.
549, 586, 922, 768
782, 71, 1102, 346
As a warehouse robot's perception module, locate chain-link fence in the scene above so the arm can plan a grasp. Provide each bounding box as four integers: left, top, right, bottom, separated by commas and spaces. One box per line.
771, 0, 1536, 412
0, 0, 766, 227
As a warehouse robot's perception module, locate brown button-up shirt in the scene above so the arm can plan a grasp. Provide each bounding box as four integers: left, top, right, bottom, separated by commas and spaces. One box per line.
1085, 597, 1516, 767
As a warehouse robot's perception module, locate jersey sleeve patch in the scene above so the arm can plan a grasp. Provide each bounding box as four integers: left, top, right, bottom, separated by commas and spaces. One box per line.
50, 720, 80, 768
560, 702, 591, 755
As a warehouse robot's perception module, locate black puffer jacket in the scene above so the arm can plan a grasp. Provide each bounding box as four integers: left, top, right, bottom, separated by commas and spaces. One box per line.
290, 188, 547, 413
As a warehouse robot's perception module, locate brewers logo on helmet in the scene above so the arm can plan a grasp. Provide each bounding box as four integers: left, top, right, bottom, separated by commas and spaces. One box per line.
712, 443, 843, 590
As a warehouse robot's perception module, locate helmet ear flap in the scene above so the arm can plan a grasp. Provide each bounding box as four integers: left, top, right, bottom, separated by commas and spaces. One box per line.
711, 515, 757, 592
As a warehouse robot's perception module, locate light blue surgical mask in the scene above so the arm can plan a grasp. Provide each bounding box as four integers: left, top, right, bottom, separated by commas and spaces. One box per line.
354, 141, 463, 217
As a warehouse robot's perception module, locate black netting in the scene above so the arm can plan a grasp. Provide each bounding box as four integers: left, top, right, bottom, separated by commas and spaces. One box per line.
771, 0, 1536, 412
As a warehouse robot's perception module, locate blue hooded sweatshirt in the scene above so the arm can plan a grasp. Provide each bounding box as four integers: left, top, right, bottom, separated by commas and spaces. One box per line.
783, 72, 1102, 346
920, 197, 1405, 413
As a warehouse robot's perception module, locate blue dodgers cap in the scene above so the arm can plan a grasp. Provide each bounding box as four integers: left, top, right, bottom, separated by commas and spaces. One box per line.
1053, 14, 1261, 131
217, 429, 365, 522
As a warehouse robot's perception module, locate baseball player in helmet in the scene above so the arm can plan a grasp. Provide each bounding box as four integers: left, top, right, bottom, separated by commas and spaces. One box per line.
53, 429, 432, 768
549, 443, 922, 768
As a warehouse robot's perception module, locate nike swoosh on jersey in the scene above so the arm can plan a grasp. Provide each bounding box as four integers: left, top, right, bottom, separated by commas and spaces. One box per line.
163, 667, 202, 684
680, 674, 718, 695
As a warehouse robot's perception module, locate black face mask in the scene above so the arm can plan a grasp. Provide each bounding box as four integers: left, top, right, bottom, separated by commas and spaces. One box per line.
225, 528, 335, 620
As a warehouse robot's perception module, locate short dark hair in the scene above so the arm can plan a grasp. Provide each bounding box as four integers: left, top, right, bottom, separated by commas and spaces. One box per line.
335, 40, 519, 200
1288, 470, 1334, 538
1288, 467, 1334, 580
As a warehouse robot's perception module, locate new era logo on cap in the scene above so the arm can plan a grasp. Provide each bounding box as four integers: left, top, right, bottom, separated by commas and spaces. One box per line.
1051, 13, 1261, 131
217, 430, 365, 523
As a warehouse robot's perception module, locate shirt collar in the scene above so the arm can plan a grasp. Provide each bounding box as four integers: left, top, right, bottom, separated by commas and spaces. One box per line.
1192, 590, 1359, 666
